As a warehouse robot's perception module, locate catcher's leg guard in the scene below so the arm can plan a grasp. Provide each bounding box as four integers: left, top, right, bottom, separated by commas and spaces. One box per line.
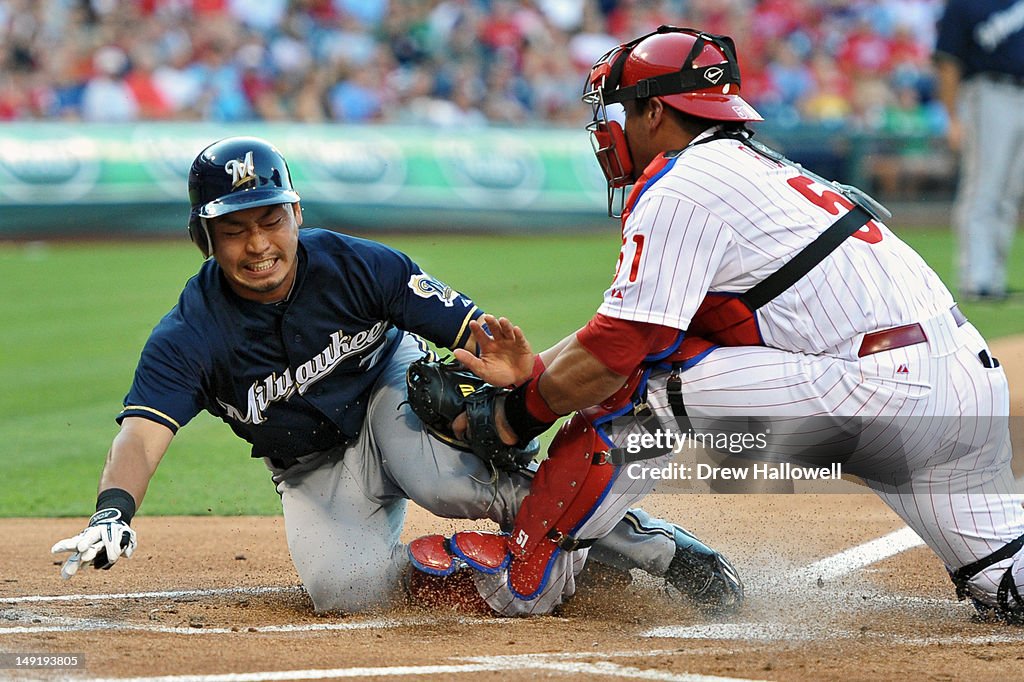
507, 412, 618, 600
406, 532, 509, 615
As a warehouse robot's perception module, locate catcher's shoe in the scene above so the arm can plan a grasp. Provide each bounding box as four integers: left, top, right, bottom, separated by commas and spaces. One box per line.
665, 525, 744, 614
968, 596, 1024, 626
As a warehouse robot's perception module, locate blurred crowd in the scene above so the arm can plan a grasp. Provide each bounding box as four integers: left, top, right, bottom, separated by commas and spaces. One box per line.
0, 0, 948, 137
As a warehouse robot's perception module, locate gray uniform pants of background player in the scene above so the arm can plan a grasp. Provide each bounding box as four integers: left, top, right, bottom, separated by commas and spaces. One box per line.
273, 334, 678, 613
954, 77, 1024, 296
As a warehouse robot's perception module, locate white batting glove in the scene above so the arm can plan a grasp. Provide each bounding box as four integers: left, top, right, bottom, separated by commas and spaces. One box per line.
51, 509, 137, 580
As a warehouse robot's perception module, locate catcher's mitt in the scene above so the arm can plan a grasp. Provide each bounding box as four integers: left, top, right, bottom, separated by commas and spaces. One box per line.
406, 357, 537, 472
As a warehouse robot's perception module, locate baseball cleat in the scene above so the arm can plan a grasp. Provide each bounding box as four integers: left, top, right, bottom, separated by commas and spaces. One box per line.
968, 596, 1024, 626
664, 525, 744, 615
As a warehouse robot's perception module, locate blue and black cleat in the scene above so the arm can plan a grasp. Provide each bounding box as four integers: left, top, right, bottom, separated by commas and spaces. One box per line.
665, 525, 744, 614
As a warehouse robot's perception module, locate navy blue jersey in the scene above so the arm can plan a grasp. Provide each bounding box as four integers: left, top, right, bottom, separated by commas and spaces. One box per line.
935, 0, 1024, 79
119, 228, 482, 461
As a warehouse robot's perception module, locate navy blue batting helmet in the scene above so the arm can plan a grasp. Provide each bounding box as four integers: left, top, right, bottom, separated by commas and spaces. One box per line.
187, 136, 301, 257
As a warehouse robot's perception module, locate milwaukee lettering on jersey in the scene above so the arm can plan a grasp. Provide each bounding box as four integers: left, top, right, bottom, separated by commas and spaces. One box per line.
218, 321, 388, 424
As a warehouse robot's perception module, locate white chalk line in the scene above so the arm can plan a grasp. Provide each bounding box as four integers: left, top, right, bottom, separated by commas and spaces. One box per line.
1, 618, 433, 636
0, 585, 303, 605
23, 651, 768, 682
642, 525, 1024, 644
467, 652, 768, 681
781, 526, 926, 586
0, 614, 538, 637
643, 622, 1024, 646
742, 526, 925, 595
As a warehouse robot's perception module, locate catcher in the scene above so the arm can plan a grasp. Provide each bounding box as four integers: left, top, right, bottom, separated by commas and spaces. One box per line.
404, 26, 1024, 624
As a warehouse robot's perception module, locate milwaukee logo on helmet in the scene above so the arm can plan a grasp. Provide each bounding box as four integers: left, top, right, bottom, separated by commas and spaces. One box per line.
704, 67, 725, 84
224, 151, 257, 189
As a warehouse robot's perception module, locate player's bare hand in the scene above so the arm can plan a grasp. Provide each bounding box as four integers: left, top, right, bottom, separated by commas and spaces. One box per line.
451, 398, 519, 446
453, 314, 534, 387
453, 412, 469, 441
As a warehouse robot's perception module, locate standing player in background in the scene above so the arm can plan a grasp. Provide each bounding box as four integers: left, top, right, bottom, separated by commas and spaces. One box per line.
428, 26, 1024, 623
934, 0, 1024, 301
50, 136, 741, 616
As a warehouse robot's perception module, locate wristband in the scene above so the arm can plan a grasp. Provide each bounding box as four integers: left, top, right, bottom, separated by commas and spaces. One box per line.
95, 488, 137, 526
512, 355, 547, 388
503, 377, 562, 445
530, 355, 546, 380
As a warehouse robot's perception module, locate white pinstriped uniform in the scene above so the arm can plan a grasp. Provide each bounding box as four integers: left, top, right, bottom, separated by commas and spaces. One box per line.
599, 129, 1024, 608
600, 131, 957, 354
476, 128, 1023, 615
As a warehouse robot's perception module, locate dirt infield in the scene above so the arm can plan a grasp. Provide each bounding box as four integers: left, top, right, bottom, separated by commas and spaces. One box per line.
4, 337, 1024, 681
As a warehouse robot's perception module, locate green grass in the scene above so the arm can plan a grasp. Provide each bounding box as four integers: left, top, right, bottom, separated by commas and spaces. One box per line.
2, 228, 1022, 517
897, 228, 1024, 338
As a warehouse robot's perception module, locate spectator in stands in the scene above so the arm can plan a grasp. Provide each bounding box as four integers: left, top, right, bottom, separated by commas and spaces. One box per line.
837, 17, 893, 79
767, 39, 815, 119
189, 41, 251, 121
0, 0, 960, 142
801, 51, 852, 126
327, 54, 391, 122
152, 38, 205, 118
869, 81, 953, 199
81, 46, 139, 122
227, 0, 287, 32
567, 3, 618, 71
535, 0, 585, 33
125, 46, 174, 119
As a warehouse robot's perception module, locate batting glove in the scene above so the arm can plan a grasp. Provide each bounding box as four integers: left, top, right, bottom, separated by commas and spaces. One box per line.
51, 509, 137, 580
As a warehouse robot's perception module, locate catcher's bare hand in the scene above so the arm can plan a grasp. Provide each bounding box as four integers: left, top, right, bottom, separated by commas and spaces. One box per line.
453, 314, 533, 387
452, 394, 519, 446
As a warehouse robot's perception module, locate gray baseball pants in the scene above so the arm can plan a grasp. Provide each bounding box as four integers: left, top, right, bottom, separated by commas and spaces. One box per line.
274, 334, 679, 612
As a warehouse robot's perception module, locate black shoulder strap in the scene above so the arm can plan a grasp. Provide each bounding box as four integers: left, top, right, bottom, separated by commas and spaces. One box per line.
684, 127, 874, 311
741, 206, 871, 310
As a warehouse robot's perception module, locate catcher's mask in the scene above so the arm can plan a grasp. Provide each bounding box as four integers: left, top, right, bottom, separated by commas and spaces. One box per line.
583, 26, 762, 216
187, 136, 301, 258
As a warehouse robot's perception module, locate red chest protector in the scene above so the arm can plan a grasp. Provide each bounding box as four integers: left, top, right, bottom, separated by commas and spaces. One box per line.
688, 294, 764, 346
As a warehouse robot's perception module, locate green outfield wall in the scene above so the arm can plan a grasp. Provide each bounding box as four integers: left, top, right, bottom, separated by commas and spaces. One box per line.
0, 122, 949, 236
0, 122, 616, 236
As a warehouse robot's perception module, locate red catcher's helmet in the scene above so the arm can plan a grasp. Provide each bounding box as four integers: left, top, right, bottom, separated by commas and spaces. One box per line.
583, 26, 761, 217
587, 26, 762, 123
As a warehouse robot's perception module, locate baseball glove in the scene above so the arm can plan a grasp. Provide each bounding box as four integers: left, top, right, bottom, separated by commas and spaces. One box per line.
406, 357, 537, 472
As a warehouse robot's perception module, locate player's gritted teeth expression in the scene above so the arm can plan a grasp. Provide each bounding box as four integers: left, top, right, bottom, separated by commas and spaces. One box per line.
210, 202, 302, 303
